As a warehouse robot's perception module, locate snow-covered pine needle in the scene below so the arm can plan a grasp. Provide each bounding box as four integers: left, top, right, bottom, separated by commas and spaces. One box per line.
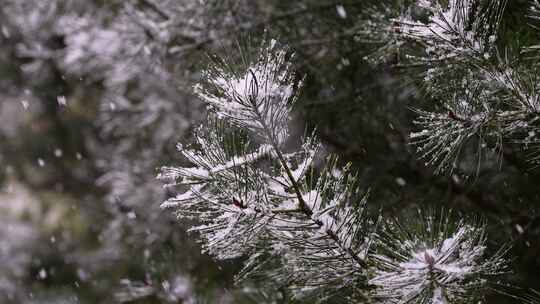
370, 209, 508, 304
264, 156, 375, 300
161, 39, 376, 300
358, 0, 506, 68
360, 0, 540, 173
195, 39, 303, 146
410, 81, 499, 174
158, 117, 274, 259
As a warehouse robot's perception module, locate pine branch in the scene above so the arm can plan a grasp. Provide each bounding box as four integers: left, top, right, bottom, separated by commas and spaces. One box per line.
196, 39, 369, 268
160, 39, 377, 300
370, 209, 509, 303
353, 0, 540, 174
160, 24, 514, 303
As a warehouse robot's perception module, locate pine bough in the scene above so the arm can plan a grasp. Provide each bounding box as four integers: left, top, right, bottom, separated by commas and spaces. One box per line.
359, 0, 540, 174
159, 33, 512, 303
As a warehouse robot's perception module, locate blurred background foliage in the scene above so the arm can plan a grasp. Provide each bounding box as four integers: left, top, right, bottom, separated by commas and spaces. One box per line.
0, 0, 539, 303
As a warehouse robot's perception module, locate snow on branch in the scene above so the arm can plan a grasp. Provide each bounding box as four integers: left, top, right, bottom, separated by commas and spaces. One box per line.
398, 0, 506, 62
158, 117, 275, 259
161, 39, 378, 299
264, 157, 375, 300
370, 209, 508, 304
195, 39, 303, 146
358, 0, 506, 68
354, 0, 540, 173
157, 31, 514, 300
484, 63, 540, 113
409, 79, 500, 174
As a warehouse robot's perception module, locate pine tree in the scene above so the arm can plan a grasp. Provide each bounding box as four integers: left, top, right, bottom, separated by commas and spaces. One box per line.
2, 0, 540, 302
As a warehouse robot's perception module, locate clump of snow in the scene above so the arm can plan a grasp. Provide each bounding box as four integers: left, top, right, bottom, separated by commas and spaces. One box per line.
196, 40, 302, 145
371, 220, 507, 303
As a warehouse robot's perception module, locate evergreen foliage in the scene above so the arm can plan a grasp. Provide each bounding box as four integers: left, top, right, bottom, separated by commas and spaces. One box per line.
161, 34, 515, 303
1, 0, 540, 303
